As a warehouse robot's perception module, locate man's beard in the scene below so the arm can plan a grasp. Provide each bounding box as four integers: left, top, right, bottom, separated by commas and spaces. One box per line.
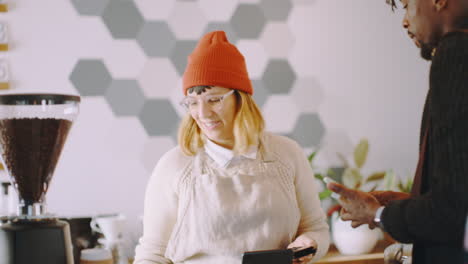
420, 42, 434, 61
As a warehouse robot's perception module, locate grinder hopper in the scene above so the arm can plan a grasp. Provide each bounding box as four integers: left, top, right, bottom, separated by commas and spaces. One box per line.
0, 93, 80, 217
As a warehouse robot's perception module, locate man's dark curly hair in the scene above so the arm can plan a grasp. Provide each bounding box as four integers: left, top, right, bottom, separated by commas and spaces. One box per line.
386, 0, 398, 11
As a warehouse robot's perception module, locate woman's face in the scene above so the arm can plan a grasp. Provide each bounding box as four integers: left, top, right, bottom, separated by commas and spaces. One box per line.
186, 86, 237, 149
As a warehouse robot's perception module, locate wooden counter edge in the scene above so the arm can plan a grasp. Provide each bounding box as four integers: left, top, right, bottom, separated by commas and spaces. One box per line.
315, 252, 384, 263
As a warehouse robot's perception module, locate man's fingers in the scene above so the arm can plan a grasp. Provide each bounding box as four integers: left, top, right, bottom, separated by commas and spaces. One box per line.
351, 221, 364, 228
340, 210, 354, 221
370, 190, 411, 206
327, 182, 356, 200
292, 254, 313, 264
349, 220, 377, 229
326, 182, 344, 193
340, 207, 348, 215
299, 255, 313, 263
340, 208, 357, 221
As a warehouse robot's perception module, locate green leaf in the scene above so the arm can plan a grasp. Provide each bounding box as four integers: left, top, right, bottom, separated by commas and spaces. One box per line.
342, 168, 362, 189
319, 189, 333, 200
308, 151, 317, 163
354, 138, 369, 169
336, 152, 350, 168
366, 171, 386, 183
399, 177, 413, 193
398, 182, 405, 192
383, 170, 398, 191
314, 173, 324, 181
405, 178, 413, 192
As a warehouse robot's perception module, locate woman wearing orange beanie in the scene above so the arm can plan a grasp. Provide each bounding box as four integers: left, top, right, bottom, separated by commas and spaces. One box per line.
134, 31, 329, 264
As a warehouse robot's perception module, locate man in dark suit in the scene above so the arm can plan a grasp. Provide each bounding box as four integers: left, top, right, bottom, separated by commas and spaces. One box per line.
327, 0, 468, 263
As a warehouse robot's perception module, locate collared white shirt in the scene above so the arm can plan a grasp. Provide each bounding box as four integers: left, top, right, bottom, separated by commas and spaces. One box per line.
204, 139, 257, 168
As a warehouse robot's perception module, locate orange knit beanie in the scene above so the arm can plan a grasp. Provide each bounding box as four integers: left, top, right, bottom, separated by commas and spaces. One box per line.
182, 31, 253, 95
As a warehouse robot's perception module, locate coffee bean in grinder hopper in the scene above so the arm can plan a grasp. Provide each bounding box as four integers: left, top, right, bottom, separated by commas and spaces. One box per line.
0, 94, 81, 264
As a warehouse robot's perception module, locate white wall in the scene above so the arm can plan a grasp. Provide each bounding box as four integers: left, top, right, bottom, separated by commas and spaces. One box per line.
292, 0, 429, 175
0, 0, 430, 255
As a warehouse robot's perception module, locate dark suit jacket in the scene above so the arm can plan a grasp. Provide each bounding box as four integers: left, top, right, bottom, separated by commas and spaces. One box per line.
381, 32, 468, 264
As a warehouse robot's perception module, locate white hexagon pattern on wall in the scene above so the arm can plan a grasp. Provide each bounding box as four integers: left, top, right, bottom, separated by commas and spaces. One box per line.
262, 95, 300, 134
101, 41, 147, 79
138, 58, 179, 99
199, 0, 239, 22
238, 0, 261, 3
69, 0, 331, 163
134, 0, 176, 20
168, 2, 208, 39
236, 40, 268, 79
260, 22, 295, 58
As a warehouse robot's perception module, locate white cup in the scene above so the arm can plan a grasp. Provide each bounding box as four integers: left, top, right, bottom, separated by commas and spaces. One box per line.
80, 248, 113, 264
91, 214, 126, 243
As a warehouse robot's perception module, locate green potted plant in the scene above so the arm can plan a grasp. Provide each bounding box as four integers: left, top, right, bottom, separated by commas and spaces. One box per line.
309, 138, 412, 255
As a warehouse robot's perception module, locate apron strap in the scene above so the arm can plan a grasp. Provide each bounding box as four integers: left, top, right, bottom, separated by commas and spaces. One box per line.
193, 151, 206, 176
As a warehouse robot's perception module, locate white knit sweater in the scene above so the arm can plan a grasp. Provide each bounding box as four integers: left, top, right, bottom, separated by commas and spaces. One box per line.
134, 133, 330, 264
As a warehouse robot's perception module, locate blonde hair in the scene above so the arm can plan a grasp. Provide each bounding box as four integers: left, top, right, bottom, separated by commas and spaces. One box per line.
178, 90, 265, 156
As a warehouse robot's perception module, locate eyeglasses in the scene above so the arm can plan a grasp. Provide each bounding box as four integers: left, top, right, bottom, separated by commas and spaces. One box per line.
180, 90, 235, 113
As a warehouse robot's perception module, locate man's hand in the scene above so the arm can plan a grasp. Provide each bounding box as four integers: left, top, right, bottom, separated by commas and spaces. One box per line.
287, 235, 317, 264
327, 182, 381, 227
369, 190, 410, 206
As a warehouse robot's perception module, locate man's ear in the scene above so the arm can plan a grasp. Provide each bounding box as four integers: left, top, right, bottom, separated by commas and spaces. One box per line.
432, 0, 448, 11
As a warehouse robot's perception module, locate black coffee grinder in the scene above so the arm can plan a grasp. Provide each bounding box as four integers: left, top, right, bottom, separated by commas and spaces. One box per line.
0, 94, 80, 264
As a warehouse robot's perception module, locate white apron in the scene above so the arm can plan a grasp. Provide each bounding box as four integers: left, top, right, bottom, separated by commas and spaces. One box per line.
165, 149, 301, 264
